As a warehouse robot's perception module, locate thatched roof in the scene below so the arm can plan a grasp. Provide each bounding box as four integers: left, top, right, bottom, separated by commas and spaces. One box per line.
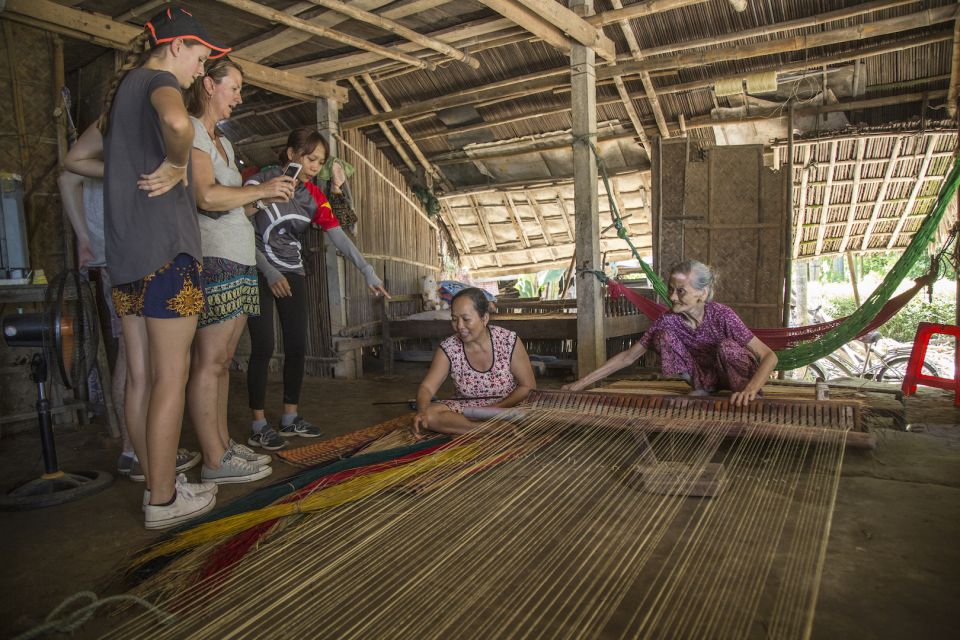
16, 0, 958, 274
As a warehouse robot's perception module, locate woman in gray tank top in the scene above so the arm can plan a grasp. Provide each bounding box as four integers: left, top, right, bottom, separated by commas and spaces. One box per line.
100, 8, 230, 530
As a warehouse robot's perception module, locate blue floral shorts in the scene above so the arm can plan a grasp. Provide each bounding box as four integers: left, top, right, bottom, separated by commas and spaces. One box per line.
111, 253, 206, 319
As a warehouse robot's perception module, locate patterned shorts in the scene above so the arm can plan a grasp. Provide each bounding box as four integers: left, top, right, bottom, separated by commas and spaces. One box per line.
198, 257, 260, 329
112, 253, 206, 319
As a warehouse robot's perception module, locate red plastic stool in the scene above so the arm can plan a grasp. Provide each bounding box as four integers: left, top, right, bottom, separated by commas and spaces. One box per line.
900, 322, 960, 407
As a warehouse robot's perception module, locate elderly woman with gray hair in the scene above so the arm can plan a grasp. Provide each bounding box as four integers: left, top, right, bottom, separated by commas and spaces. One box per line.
563, 260, 778, 406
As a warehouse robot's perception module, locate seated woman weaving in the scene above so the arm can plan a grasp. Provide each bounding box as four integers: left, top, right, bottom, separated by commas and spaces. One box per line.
414, 288, 536, 436
564, 260, 777, 407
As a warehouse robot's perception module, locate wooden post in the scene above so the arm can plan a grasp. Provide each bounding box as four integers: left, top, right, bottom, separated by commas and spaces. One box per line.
846, 251, 862, 307
570, 0, 604, 376
317, 96, 357, 379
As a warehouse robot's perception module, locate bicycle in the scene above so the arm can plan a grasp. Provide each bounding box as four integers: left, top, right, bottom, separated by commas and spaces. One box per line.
790, 306, 939, 384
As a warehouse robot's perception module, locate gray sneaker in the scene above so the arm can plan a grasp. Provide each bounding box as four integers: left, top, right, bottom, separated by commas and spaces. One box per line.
117, 453, 135, 476
248, 425, 286, 451
229, 439, 271, 467
129, 449, 202, 482
278, 416, 323, 438
201, 450, 273, 484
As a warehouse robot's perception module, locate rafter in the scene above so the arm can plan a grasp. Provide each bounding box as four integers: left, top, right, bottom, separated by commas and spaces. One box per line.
303, 0, 479, 69
212, 0, 434, 70
887, 136, 936, 249
512, 0, 616, 61
610, 0, 669, 139
861, 137, 903, 252
347, 77, 418, 174
1, 0, 347, 102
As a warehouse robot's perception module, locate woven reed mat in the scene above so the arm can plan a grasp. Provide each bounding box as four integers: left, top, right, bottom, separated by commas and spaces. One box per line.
276, 414, 413, 467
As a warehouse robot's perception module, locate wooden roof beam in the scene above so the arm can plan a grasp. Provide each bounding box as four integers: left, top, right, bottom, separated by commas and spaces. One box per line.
887, 136, 936, 249
838, 139, 865, 254
343, 6, 955, 130
861, 137, 903, 251
609, 0, 669, 139
304, 0, 479, 69
949, 14, 960, 118
512, 0, 616, 61
473, 0, 577, 58
0, 0, 347, 102
212, 0, 435, 70
347, 77, 418, 174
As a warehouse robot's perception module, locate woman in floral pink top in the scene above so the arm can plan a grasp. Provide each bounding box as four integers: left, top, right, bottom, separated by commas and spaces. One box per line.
414, 288, 536, 436
564, 260, 778, 407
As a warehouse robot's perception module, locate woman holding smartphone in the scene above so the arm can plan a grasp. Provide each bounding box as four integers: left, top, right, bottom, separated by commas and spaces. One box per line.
244, 127, 390, 450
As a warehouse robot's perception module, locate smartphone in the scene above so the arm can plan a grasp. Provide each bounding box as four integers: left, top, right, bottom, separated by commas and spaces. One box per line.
283, 162, 302, 181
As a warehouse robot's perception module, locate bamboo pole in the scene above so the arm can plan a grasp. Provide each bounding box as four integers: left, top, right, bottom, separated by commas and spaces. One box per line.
612, 75, 652, 155
815, 140, 837, 256
948, 13, 960, 118
348, 76, 418, 174
555, 193, 576, 243
846, 251, 861, 307
637, 0, 918, 58
512, 0, 616, 60
344, 7, 954, 132
887, 135, 936, 249
609, 0, 669, 139
794, 146, 811, 260
470, 195, 499, 254
838, 138, 866, 254
502, 194, 532, 265
211, 0, 435, 70
860, 137, 903, 251
303, 0, 480, 68
361, 73, 442, 184
525, 192, 555, 246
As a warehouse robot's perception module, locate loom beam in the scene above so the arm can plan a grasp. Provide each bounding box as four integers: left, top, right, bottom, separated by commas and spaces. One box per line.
464, 390, 876, 449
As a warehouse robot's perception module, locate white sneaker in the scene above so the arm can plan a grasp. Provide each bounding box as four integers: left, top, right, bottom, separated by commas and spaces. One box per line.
201, 450, 273, 484
142, 474, 218, 510
229, 439, 271, 467
144, 479, 216, 530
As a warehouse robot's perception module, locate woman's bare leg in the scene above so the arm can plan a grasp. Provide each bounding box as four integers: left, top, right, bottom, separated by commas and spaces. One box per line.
186, 318, 239, 468
145, 315, 197, 504
424, 403, 481, 435
121, 316, 151, 487
218, 315, 247, 446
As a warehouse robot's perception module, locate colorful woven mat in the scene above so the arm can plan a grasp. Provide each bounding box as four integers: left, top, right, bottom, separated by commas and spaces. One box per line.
276, 414, 413, 467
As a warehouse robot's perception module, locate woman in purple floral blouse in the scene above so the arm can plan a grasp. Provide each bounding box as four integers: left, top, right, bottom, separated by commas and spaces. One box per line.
414, 288, 536, 436
564, 260, 778, 407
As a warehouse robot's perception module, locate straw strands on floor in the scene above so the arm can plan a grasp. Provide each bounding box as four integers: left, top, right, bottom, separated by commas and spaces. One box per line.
107, 405, 849, 639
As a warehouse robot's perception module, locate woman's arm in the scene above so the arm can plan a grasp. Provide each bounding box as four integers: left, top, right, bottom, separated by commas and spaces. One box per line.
63, 124, 104, 178
496, 339, 537, 408
730, 337, 778, 407
413, 349, 451, 435
137, 86, 192, 197
191, 148, 294, 212
562, 341, 648, 392
324, 226, 391, 298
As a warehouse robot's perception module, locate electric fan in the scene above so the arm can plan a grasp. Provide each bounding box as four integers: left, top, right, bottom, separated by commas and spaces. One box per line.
0, 269, 112, 509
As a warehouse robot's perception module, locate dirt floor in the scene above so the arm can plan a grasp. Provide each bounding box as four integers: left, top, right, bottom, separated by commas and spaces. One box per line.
1, 365, 958, 639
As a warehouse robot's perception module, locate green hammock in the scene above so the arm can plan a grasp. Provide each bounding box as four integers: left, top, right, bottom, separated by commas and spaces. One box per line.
589, 140, 960, 371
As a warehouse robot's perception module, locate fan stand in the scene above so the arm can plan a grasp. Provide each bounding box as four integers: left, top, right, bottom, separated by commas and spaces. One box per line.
0, 353, 112, 510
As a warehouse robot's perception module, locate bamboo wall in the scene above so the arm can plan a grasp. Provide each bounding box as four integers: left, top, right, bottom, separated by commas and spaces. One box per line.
0, 22, 67, 277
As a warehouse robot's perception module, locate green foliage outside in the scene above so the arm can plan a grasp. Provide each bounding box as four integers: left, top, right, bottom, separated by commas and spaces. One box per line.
825, 295, 956, 343
513, 269, 566, 298
817, 252, 956, 284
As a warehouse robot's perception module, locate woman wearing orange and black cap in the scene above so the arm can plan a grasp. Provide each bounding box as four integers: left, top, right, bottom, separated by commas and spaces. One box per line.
101, 7, 230, 529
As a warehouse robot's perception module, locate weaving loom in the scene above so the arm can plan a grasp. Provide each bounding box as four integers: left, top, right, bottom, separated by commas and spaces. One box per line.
108, 388, 864, 639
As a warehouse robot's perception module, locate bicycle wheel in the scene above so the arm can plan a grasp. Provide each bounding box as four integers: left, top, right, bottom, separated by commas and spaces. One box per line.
877, 355, 938, 383
790, 362, 827, 382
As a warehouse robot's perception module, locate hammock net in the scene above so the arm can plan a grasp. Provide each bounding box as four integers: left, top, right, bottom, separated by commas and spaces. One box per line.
590, 141, 960, 371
